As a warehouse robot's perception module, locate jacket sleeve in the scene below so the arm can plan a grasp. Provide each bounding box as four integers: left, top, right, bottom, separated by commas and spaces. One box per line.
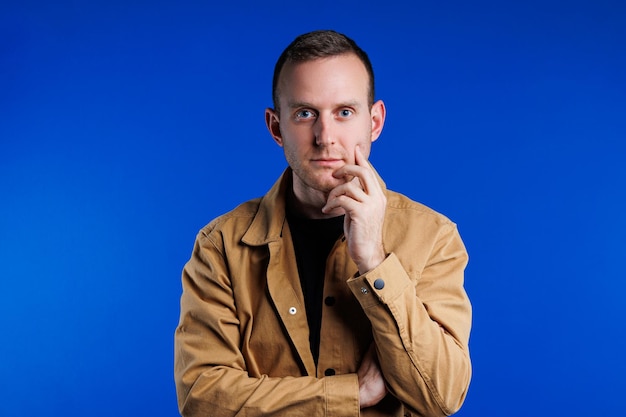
346, 222, 472, 416
174, 231, 360, 417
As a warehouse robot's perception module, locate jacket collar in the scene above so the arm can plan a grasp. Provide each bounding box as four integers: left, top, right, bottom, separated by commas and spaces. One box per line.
241, 169, 291, 246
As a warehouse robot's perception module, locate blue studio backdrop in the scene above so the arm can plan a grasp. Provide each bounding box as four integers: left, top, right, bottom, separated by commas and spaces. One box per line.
1, 1, 625, 416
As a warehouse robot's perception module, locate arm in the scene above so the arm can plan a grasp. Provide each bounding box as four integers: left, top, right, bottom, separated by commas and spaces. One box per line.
174, 232, 361, 417
348, 225, 471, 416
323, 147, 471, 415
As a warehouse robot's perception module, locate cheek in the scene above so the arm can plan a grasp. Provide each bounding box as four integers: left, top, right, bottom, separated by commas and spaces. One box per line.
281, 142, 303, 168
281, 125, 309, 144
283, 128, 313, 151
347, 118, 372, 138
345, 124, 373, 147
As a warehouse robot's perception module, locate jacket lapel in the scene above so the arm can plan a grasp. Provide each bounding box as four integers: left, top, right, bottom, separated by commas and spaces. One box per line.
242, 170, 316, 376
266, 231, 316, 376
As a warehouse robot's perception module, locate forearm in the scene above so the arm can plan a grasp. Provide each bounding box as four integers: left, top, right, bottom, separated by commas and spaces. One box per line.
175, 361, 359, 417
175, 235, 362, 417
174, 295, 362, 417
347, 252, 471, 416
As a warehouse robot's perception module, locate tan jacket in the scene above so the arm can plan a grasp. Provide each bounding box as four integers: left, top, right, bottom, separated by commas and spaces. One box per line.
175, 169, 471, 417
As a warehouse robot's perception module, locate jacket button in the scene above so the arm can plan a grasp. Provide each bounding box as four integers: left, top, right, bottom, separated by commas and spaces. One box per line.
373, 278, 385, 290
288, 307, 297, 315
324, 296, 336, 306
324, 368, 336, 376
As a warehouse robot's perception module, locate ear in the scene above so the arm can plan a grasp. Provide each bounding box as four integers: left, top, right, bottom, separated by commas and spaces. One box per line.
370, 100, 386, 143
265, 108, 284, 147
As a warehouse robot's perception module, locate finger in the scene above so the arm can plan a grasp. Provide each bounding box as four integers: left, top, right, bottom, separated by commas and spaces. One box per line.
334, 145, 369, 179
323, 181, 368, 212
323, 188, 365, 213
322, 194, 362, 214
325, 178, 367, 202
355, 144, 368, 167
334, 164, 377, 195
332, 164, 365, 184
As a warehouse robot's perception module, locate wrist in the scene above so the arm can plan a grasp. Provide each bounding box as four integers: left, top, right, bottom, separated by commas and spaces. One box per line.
357, 250, 386, 275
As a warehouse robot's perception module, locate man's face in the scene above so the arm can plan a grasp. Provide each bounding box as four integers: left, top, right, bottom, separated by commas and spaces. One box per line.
266, 53, 385, 199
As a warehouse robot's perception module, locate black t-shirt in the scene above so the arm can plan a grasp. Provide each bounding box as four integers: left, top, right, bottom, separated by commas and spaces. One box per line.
286, 207, 344, 366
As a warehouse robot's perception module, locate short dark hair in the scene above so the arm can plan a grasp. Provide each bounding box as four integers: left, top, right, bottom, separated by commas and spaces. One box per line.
272, 30, 375, 111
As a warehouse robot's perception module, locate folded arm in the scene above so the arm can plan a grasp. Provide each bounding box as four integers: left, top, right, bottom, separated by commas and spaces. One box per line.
174, 233, 362, 417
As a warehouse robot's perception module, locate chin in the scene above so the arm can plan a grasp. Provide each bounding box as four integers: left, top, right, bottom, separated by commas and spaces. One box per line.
311, 177, 343, 194
293, 169, 342, 195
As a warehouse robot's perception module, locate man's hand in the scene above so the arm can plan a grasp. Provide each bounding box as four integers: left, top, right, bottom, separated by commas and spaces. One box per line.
322, 145, 387, 274
357, 343, 388, 408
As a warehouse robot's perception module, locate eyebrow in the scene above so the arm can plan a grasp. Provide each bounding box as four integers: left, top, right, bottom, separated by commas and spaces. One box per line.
286, 100, 362, 110
286, 101, 314, 110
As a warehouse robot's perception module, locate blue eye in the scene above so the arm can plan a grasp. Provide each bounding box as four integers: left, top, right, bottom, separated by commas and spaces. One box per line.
296, 109, 315, 119
339, 109, 353, 117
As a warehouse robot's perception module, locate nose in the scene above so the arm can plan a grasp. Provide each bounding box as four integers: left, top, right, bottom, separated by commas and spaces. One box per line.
314, 112, 336, 147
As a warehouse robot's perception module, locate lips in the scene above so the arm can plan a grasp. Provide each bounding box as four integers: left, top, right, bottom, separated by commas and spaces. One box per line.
311, 158, 343, 167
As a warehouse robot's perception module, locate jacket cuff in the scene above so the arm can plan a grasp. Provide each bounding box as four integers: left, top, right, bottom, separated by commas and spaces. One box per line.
346, 253, 411, 309
324, 373, 360, 415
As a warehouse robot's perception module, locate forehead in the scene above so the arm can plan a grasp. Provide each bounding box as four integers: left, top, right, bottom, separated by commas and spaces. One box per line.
277, 54, 370, 107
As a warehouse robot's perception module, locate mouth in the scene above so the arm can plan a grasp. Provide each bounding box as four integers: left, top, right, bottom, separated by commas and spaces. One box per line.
311, 158, 343, 168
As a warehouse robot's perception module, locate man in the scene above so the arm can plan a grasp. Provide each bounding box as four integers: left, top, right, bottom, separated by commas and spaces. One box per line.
174, 30, 471, 417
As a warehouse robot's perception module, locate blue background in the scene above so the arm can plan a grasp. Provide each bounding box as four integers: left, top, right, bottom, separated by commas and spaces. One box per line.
1, 1, 625, 416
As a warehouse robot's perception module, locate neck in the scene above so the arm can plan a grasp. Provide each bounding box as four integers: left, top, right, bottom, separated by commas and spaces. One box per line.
289, 177, 343, 220
289, 188, 329, 219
